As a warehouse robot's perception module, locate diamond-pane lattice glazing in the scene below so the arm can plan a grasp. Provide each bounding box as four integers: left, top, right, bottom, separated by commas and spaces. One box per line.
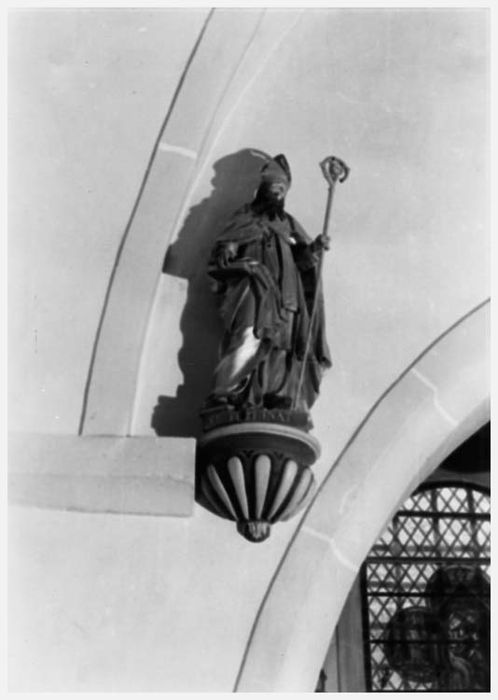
361, 485, 490, 692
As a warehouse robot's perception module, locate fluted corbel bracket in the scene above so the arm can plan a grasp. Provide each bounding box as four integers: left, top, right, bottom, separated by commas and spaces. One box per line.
196, 423, 320, 542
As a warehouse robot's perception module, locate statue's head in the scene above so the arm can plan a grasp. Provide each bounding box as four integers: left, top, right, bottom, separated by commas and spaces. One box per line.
261, 153, 291, 198
252, 154, 292, 217
237, 520, 271, 543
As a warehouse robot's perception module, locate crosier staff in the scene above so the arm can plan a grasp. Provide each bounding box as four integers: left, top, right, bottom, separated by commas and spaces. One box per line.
293, 156, 350, 410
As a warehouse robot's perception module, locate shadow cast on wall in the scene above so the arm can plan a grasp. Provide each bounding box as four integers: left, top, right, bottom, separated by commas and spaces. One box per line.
152, 148, 271, 438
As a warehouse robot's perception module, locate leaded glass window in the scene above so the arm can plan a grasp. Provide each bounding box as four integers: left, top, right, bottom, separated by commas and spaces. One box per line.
361, 484, 490, 692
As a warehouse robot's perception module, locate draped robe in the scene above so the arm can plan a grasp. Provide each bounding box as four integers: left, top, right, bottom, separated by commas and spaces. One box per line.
207, 203, 331, 410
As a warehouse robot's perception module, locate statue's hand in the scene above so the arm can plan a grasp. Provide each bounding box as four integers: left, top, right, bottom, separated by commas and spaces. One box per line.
312, 234, 331, 252
216, 242, 238, 267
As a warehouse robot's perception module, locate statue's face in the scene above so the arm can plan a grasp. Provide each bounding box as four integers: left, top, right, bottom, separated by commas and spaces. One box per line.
267, 180, 289, 201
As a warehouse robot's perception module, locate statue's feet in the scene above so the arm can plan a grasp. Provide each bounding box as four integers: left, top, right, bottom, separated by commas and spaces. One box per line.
203, 394, 230, 410
203, 392, 248, 410
263, 394, 293, 410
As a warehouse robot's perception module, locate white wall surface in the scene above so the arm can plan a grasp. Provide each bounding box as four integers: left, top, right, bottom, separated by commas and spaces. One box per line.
9, 8, 489, 692
9, 503, 295, 691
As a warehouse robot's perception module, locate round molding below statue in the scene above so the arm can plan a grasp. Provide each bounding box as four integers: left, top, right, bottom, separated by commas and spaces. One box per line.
196, 422, 320, 542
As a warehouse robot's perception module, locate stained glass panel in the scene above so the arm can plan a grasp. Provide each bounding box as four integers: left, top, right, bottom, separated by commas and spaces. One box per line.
361, 485, 490, 692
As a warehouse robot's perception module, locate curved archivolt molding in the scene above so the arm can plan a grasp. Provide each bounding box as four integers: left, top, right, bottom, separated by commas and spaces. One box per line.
235, 299, 490, 692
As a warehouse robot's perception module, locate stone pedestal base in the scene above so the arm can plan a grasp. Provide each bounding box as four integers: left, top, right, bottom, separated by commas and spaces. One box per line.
196, 422, 320, 542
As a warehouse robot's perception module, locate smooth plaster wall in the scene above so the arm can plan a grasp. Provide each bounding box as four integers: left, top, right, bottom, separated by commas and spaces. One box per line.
9, 8, 209, 433
9, 503, 295, 691
9, 9, 489, 692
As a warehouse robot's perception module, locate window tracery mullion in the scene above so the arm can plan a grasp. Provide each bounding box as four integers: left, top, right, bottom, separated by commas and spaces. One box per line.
467, 488, 480, 559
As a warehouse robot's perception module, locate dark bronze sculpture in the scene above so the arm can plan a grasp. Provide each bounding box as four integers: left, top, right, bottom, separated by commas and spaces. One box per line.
205, 154, 331, 415
197, 154, 349, 542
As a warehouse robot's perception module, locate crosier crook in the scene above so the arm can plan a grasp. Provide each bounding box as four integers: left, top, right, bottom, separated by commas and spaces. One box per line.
293, 156, 350, 410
